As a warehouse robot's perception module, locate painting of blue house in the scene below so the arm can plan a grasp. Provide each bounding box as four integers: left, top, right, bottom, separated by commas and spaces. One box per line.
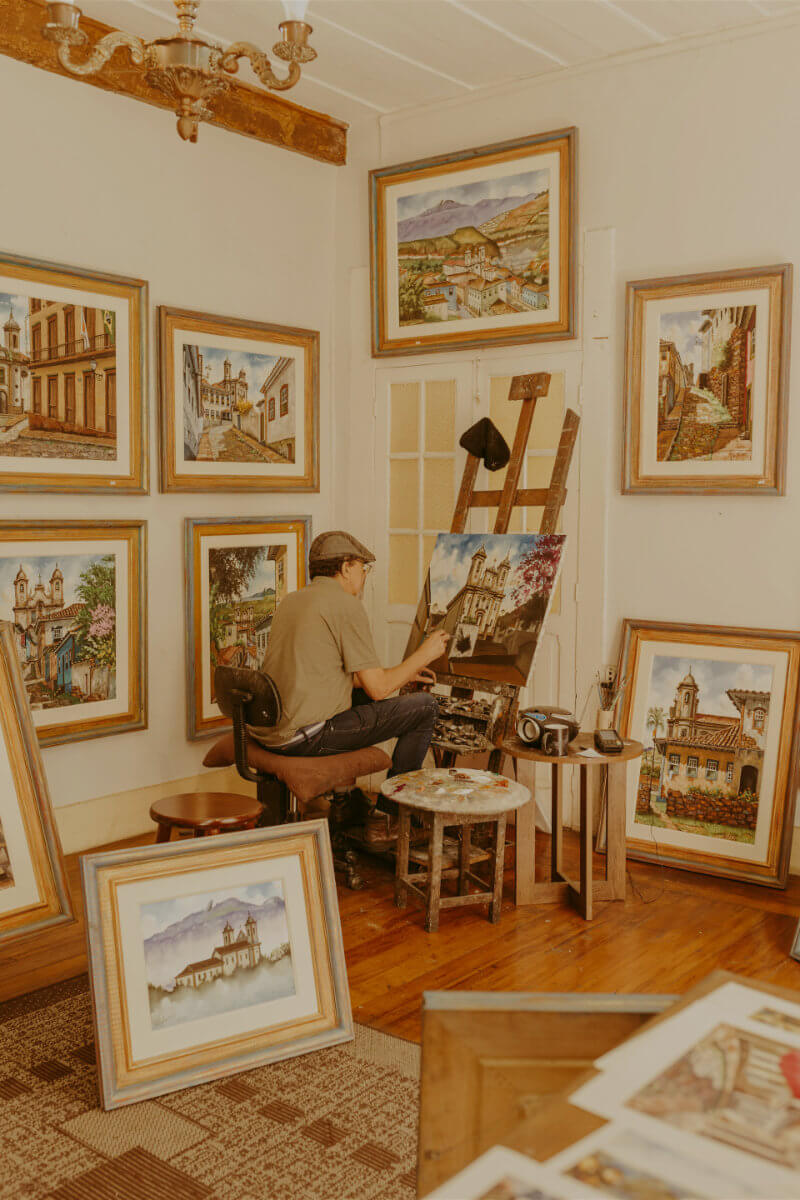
54, 632, 77, 693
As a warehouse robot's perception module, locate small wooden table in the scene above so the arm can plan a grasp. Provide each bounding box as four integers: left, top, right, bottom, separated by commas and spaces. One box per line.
150, 792, 263, 842
381, 768, 530, 933
501, 734, 643, 919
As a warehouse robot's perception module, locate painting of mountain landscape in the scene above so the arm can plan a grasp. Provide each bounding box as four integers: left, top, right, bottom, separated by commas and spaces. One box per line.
141, 882, 295, 1031
396, 166, 551, 327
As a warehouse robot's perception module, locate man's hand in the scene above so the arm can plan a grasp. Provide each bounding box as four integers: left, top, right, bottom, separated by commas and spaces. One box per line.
421, 629, 450, 664
413, 667, 437, 685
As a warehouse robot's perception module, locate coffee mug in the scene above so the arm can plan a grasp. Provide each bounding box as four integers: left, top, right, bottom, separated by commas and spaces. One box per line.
540, 723, 569, 756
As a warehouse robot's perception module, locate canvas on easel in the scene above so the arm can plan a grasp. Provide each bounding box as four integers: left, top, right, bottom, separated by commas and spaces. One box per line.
403, 372, 580, 763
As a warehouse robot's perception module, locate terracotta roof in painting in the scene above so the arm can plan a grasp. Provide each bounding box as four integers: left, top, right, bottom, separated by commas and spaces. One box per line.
176, 956, 221, 978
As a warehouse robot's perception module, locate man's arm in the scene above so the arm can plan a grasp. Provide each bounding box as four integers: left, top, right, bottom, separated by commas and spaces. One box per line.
355, 629, 450, 702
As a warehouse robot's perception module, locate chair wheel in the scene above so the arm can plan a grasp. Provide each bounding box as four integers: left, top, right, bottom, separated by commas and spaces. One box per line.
346, 869, 364, 890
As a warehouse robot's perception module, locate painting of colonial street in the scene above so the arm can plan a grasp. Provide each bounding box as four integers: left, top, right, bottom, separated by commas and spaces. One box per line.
657, 307, 756, 462
141, 883, 294, 1030
0, 290, 117, 461
636, 656, 773, 843
182, 341, 296, 466
0, 553, 116, 710
418, 533, 565, 686
208, 543, 288, 697
396, 167, 551, 327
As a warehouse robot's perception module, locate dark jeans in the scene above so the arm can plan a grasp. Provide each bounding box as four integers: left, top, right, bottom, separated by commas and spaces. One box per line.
269, 690, 439, 776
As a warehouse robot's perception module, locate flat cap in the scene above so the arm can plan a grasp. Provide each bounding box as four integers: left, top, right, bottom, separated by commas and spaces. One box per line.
308, 530, 376, 566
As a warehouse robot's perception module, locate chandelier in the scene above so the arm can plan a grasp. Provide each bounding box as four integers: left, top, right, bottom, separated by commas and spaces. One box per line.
43, 0, 317, 143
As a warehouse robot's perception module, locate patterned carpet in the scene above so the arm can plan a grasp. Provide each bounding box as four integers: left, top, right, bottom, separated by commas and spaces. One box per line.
0, 975, 420, 1200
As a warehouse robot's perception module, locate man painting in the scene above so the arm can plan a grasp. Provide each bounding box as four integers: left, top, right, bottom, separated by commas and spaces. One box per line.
250, 531, 448, 775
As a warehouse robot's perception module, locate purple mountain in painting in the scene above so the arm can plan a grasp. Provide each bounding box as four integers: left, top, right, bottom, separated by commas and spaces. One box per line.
398, 192, 539, 242
144, 894, 288, 989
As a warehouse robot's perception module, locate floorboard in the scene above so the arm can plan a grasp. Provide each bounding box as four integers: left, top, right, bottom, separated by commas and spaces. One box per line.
1, 829, 799, 1043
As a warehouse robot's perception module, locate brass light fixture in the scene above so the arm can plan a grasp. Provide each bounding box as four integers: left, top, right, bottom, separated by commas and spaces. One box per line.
43, 0, 317, 143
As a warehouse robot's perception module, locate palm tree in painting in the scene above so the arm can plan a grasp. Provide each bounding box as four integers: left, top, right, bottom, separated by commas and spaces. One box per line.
645, 706, 666, 810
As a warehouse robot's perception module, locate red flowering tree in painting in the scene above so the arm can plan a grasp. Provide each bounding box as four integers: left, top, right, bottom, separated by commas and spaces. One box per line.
509, 535, 564, 607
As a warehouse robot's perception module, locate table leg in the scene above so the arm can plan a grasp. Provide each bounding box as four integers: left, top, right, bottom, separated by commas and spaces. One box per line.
426, 814, 444, 933
155, 823, 171, 843
394, 806, 411, 909
514, 772, 536, 906
607, 759, 628, 901
551, 763, 563, 882
579, 766, 593, 920
490, 812, 507, 923
459, 825, 471, 895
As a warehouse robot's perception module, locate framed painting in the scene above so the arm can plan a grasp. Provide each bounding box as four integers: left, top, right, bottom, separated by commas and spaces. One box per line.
370, 128, 576, 356
0, 623, 72, 945
185, 516, 310, 740
615, 619, 800, 887
158, 305, 319, 492
82, 819, 352, 1109
0, 250, 147, 493
0, 520, 147, 746
622, 264, 791, 494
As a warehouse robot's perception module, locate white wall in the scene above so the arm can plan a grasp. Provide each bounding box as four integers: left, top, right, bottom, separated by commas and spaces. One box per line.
335, 18, 800, 839
0, 57, 338, 817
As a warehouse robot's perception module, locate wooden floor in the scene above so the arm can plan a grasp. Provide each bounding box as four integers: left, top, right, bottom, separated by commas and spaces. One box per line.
2, 829, 800, 1042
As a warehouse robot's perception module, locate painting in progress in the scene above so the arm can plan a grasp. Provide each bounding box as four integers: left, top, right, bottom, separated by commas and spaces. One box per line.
181, 341, 296, 466
636, 655, 773, 846
185, 517, 310, 739
0, 553, 117, 713
417, 533, 565, 685
0, 623, 72, 945
628, 1022, 800, 1171
616, 620, 800, 886
0, 256, 146, 493
159, 307, 319, 492
370, 129, 575, 355
657, 307, 755, 464
142, 882, 294, 1031
396, 167, 551, 330
622, 265, 791, 494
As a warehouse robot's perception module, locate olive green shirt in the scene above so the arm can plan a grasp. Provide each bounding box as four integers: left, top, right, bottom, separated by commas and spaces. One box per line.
250, 576, 380, 747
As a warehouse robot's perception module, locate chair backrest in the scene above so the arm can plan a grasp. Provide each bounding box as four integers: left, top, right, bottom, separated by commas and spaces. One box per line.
214, 666, 282, 729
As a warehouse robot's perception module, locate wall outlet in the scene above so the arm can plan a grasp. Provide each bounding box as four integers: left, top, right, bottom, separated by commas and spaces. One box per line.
600, 664, 617, 686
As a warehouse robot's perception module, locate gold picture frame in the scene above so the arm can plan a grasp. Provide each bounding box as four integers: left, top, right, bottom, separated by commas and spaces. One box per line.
0, 520, 147, 747
616, 619, 800, 886
370, 128, 576, 357
0, 250, 147, 494
622, 264, 792, 494
158, 305, 319, 492
82, 820, 352, 1109
184, 515, 311, 740
0, 623, 72, 944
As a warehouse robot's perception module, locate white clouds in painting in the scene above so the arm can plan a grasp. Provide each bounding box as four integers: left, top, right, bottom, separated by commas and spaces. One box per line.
139, 881, 283, 942
644, 654, 773, 736
0, 553, 108, 619
396, 167, 549, 222
189, 342, 279, 390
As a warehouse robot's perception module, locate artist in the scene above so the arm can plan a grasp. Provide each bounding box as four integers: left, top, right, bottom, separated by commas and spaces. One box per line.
250, 531, 448, 776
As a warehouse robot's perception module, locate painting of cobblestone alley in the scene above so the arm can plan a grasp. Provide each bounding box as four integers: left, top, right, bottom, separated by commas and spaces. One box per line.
657, 307, 755, 462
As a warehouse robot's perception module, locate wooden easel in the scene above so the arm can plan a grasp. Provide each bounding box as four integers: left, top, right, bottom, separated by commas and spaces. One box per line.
417, 371, 580, 767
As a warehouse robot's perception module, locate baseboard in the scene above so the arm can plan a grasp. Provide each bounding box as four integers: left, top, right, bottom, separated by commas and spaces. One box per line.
54, 766, 257, 855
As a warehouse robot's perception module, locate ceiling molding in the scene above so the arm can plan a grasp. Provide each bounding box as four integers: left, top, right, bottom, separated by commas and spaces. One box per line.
0, 0, 348, 165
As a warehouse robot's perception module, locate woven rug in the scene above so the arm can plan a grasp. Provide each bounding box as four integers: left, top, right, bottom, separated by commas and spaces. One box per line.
0, 975, 420, 1200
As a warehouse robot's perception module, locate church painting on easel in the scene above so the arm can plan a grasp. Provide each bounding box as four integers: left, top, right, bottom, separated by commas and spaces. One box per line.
417, 532, 566, 686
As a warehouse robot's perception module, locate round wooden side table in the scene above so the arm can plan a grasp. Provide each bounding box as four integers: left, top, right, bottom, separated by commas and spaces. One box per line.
150, 792, 263, 842
501, 733, 644, 920
381, 767, 530, 933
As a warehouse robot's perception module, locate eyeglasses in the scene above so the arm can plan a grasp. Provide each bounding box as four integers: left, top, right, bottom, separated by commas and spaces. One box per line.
361, 562, 373, 576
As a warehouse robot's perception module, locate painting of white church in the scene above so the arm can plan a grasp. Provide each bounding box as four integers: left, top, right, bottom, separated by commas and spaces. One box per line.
422, 532, 566, 686
0, 552, 116, 710
142, 882, 295, 1030
182, 341, 296, 465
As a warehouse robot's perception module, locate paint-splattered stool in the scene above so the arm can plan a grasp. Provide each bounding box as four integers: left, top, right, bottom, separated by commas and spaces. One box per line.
382, 767, 530, 933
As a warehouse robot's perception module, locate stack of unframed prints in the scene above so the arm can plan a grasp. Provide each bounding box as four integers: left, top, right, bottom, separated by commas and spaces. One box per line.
426, 979, 800, 1199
